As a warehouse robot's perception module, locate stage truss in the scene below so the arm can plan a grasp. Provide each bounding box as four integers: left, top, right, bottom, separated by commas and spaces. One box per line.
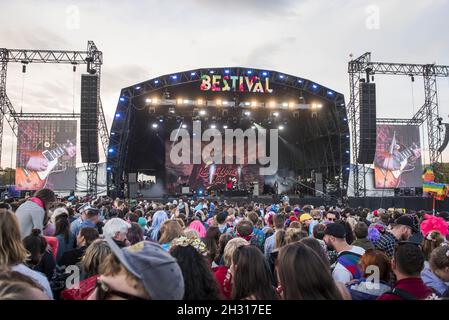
0, 41, 109, 195
348, 52, 449, 197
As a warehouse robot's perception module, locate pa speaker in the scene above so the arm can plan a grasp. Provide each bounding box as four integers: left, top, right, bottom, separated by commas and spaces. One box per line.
357, 82, 376, 164
80, 74, 99, 163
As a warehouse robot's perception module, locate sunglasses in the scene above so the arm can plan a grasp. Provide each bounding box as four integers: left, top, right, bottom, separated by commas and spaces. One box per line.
96, 279, 146, 300
327, 217, 336, 221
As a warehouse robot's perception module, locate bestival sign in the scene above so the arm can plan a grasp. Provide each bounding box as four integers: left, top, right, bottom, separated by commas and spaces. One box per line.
200, 74, 273, 93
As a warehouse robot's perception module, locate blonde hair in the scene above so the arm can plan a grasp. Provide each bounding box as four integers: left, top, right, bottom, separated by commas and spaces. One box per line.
80, 239, 112, 276
223, 237, 249, 267
0, 209, 29, 266
183, 228, 200, 240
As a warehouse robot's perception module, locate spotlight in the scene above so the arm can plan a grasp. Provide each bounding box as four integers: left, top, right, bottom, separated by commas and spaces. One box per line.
199, 110, 206, 116
279, 74, 285, 79
278, 125, 284, 130
223, 101, 229, 105
244, 111, 251, 116
115, 113, 121, 118
119, 97, 125, 102
247, 70, 252, 75
154, 80, 159, 84
251, 125, 256, 129
224, 69, 230, 74
211, 124, 216, 129
244, 102, 251, 106
183, 99, 190, 104
282, 102, 288, 108
269, 101, 276, 108
177, 98, 183, 105
197, 99, 204, 105
216, 99, 222, 106
159, 118, 164, 123
289, 102, 295, 108
317, 104, 323, 109
262, 71, 268, 76
171, 75, 178, 80
251, 101, 258, 107
273, 112, 279, 117
152, 123, 158, 129
152, 97, 158, 104
145, 98, 152, 104
135, 86, 141, 90
209, 70, 215, 74
223, 125, 228, 129
169, 108, 175, 114
108, 148, 114, 153
190, 72, 196, 76
182, 124, 187, 129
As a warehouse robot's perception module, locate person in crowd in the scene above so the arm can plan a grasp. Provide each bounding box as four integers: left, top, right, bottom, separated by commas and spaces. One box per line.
71, 208, 100, 238
127, 222, 144, 245
347, 249, 392, 300
103, 217, 131, 248
352, 222, 375, 250
285, 228, 307, 245
375, 215, 415, 258
323, 223, 365, 283
15, 189, 56, 239
419, 214, 448, 262
159, 220, 183, 251
170, 236, 222, 300
0, 270, 50, 300
60, 239, 112, 300
22, 229, 56, 281
421, 245, 449, 297
59, 227, 99, 268
216, 210, 232, 234
231, 245, 278, 300
325, 212, 338, 223
214, 233, 233, 267
0, 209, 53, 298
147, 210, 168, 242
277, 242, 343, 300
188, 219, 207, 238
246, 211, 266, 251
204, 226, 220, 264
54, 214, 75, 264
378, 242, 433, 300
88, 238, 184, 300
299, 213, 313, 236
264, 214, 285, 259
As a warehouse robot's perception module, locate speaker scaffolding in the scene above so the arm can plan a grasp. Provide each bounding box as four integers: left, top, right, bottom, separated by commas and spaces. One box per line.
348, 52, 449, 197
0, 41, 109, 195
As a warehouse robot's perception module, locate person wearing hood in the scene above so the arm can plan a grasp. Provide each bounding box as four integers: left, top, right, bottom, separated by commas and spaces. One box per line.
421, 245, 449, 297
347, 249, 392, 300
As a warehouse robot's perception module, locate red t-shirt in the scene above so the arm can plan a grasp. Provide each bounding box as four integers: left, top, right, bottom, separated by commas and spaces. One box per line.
213, 266, 232, 300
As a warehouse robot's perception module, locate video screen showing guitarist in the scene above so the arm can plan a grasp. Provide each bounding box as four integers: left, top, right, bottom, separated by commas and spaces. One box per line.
374, 125, 423, 189
16, 120, 77, 191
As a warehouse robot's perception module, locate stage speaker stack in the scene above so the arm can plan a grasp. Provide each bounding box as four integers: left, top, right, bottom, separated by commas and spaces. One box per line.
357, 82, 377, 164
80, 74, 99, 163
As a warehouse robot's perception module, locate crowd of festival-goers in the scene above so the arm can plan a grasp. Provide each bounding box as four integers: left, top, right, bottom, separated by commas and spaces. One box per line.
0, 188, 448, 300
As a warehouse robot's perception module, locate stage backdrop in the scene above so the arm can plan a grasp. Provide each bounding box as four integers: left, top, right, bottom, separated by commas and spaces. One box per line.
165, 139, 263, 194
374, 125, 422, 189
15, 120, 77, 191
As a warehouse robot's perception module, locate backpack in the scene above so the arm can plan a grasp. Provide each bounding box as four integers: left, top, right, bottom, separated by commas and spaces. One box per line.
336, 251, 363, 280
386, 288, 417, 300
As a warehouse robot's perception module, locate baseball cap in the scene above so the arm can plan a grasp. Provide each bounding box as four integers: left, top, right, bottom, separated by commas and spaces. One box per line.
324, 223, 346, 239
395, 215, 416, 231
105, 237, 184, 300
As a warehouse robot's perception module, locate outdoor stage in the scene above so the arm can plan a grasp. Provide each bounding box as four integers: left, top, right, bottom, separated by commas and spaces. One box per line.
107, 67, 349, 199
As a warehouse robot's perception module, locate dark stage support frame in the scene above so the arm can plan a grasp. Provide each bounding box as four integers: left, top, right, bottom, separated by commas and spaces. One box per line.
0, 41, 109, 195
348, 52, 449, 197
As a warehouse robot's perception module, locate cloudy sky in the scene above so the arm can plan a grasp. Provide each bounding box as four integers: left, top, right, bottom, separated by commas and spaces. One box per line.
1, 0, 449, 168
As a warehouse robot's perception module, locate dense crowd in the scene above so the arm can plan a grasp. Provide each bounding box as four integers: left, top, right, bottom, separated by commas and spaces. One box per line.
0, 188, 448, 300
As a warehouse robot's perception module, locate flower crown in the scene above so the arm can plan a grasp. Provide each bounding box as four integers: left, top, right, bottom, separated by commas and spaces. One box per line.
172, 236, 207, 255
